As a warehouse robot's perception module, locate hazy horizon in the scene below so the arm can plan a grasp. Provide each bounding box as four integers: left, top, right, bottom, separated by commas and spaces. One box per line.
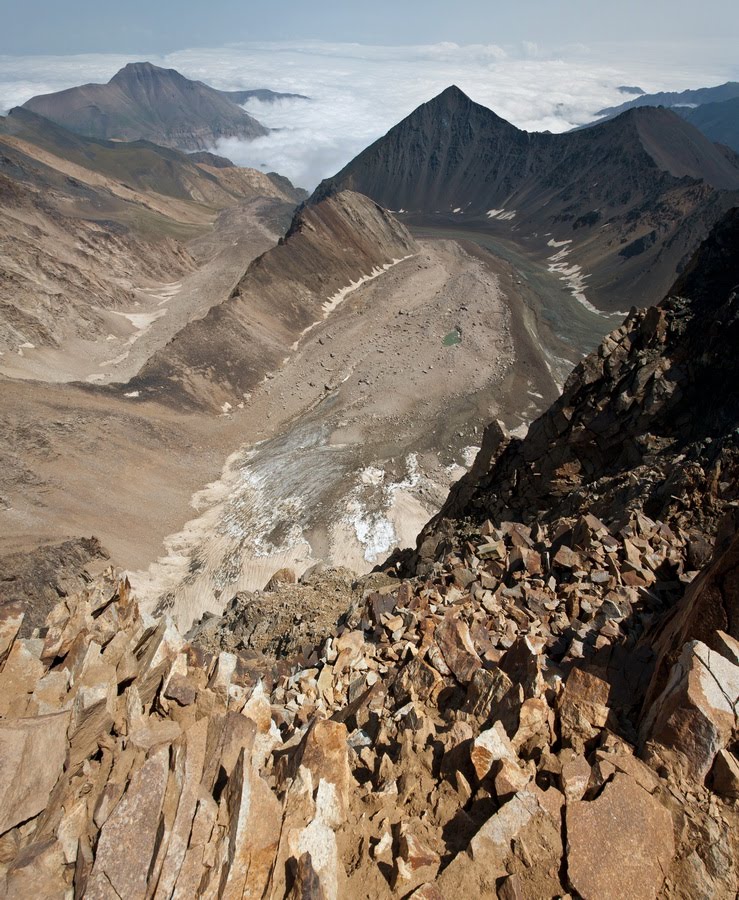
3, 37, 737, 190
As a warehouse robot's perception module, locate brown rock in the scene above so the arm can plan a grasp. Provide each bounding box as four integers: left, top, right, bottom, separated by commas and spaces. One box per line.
152, 719, 209, 899
643, 531, 739, 713
3, 838, 71, 899
512, 697, 554, 756
285, 777, 344, 900
0, 638, 45, 717
470, 721, 516, 781
642, 640, 739, 781
469, 789, 543, 870
392, 825, 441, 894
218, 748, 282, 900
710, 749, 739, 799
494, 758, 532, 800
67, 675, 117, 769
559, 750, 591, 803
0, 711, 70, 835
462, 666, 513, 722
265, 567, 297, 591
288, 719, 353, 818
566, 773, 674, 900
558, 667, 612, 751
88, 745, 170, 900
286, 851, 326, 899
553, 545, 581, 569
500, 634, 546, 699
0, 601, 24, 670
435, 612, 482, 684
164, 673, 197, 707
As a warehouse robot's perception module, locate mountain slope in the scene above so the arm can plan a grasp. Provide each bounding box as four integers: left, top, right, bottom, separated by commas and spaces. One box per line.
415, 206, 739, 560
0, 108, 305, 375
129, 191, 417, 408
315, 86, 739, 310
683, 96, 739, 153
22, 61, 269, 151
1, 213, 738, 899
595, 80, 739, 119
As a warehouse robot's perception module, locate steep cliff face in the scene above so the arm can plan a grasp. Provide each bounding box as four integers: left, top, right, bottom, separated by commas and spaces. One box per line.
418, 207, 739, 552
315, 86, 739, 310
131, 191, 417, 408
22, 62, 268, 151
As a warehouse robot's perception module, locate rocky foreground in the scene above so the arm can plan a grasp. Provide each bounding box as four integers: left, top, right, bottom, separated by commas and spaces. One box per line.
0, 212, 737, 898
1, 507, 738, 898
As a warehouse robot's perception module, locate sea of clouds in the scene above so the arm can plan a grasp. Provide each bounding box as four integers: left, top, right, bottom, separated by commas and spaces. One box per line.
1, 40, 736, 190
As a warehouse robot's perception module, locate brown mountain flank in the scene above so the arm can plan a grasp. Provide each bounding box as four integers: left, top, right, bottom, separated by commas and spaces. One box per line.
22, 61, 269, 151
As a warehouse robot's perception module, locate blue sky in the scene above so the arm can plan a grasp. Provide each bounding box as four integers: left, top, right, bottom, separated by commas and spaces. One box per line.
1, 0, 737, 55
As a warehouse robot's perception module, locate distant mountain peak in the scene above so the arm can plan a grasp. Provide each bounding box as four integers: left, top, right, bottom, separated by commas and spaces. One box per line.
110, 61, 183, 83
22, 63, 269, 151
434, 84, 470, 101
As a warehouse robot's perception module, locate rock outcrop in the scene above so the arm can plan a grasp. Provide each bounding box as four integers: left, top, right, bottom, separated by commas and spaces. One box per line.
417, 206, 739, 548
1, 499, 737, 896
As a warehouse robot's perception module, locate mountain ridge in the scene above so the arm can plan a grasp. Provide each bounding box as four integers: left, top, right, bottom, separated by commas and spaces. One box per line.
314, 86, 739, 311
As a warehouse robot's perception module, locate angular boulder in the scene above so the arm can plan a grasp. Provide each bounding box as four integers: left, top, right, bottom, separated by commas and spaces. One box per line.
566, 773, 674, 900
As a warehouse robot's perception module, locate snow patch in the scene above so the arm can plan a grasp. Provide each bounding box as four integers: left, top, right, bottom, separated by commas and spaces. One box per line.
346, 454, 424, 562
487, 209, 517, 221
547, 240, 627, 318
461, 445, 480, 467
111, 309, 167, 330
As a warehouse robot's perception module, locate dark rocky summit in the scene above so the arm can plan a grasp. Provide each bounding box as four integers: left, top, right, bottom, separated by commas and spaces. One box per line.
315, 86, 739, 311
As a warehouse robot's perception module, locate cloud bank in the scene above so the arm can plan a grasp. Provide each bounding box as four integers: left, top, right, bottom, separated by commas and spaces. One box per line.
1, 40, 736, 189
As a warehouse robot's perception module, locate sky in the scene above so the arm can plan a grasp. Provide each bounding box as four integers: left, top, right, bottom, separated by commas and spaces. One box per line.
1, 0, 738, 54
0, 2, 736, 188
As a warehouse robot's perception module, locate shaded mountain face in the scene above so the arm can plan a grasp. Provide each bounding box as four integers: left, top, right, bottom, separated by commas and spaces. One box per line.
683, 96, 739, 154
315, 86, 739, 310
21, 61, 269, 151
415, 207, 739, 565
129, 191, 417, 408
595, 80, 739, 120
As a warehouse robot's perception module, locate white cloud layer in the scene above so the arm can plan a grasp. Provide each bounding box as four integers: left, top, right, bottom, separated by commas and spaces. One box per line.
1, 40, 736, 189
